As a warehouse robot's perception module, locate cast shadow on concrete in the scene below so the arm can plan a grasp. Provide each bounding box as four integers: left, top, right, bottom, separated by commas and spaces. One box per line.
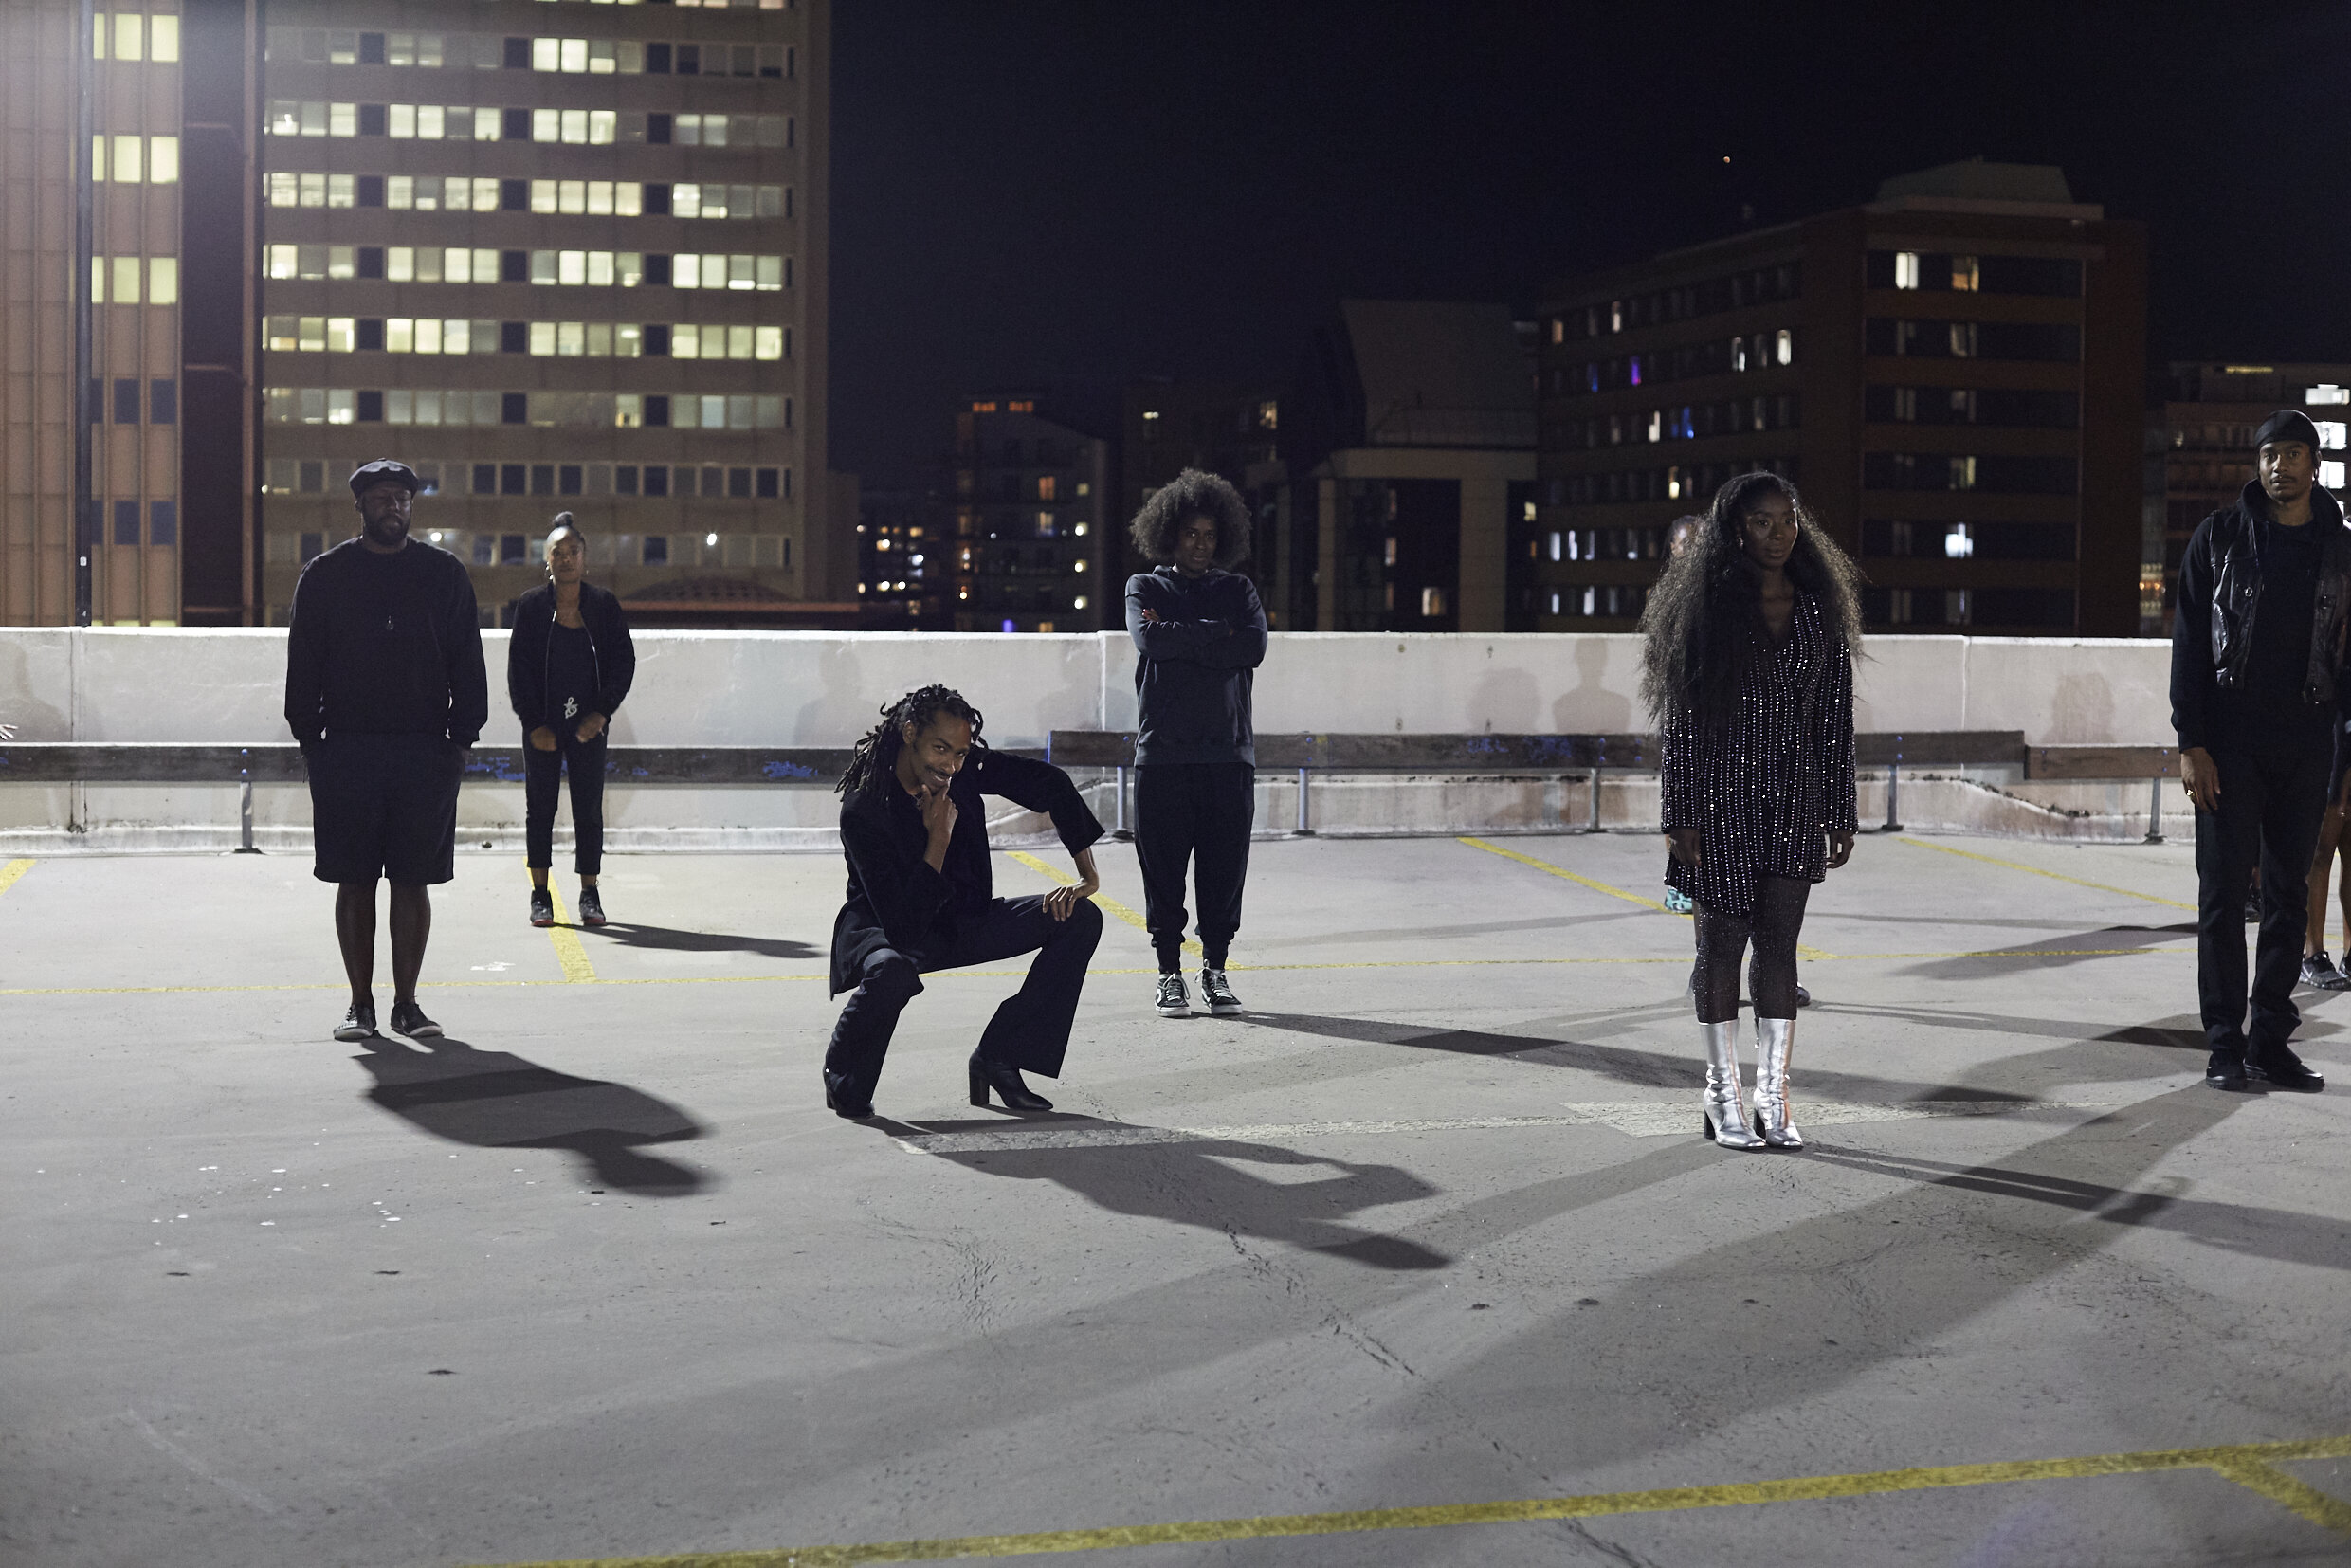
1248, 911, 1631, 951
355, 1037, 709, 1196
580, 921, 819, 960
1354, 1085, 2260, 1486
1899, 923, 2199, 977
879, 1115, 1449, 1271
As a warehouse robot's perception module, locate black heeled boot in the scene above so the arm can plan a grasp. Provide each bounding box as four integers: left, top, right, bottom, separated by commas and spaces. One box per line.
969, 1054, 1052, 1112
823, 1069, 874, 1120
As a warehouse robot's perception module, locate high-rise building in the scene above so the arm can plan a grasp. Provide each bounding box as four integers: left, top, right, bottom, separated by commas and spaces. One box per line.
855, 478, 947, 629
2144, 363, 2351, 632
1533, 160, 2148, 636
0, 0, 840, 629
1271, 301, 1537, 632
948, 397, 1108, 634
1117, 379, 1278, 621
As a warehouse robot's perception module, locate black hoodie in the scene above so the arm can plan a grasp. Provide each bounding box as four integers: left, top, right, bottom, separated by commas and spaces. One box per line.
1124, 565, 1267, 766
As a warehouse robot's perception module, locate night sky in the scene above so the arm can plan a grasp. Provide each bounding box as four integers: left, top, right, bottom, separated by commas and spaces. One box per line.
829, 2, 2350, 483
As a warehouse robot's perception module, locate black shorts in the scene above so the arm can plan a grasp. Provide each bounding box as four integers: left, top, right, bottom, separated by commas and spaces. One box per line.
307, 732, 464, 885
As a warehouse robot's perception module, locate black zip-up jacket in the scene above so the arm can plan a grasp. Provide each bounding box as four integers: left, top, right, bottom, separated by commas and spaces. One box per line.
830, 748, 1103, 994
284, 538, 487, 748
1125, 566, 1268, 766
507, 580, 636, 729
2172, 479, 2351, 761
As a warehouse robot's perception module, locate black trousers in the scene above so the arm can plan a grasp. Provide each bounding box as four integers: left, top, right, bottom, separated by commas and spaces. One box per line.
524, 731, 608, 876
824, 895, 1104, 1100
1134, 761, 1254, 967
2195, 748, 2329, 1059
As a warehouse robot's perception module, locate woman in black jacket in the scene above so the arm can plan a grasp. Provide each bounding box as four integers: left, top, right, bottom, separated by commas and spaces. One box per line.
506, 514, 635, 928
1640, 473, 1860, 1151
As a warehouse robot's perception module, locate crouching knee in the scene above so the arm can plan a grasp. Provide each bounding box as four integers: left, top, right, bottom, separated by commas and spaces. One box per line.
863, 952, 923, 1001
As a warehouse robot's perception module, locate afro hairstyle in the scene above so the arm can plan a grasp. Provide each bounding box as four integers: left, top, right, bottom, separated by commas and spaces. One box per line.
1128, 467, 1251, 567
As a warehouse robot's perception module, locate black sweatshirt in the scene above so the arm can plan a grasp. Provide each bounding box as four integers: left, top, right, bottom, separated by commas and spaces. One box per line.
283, 538, 488, 747
829, 748, 1103, 994
2171, 481, 2351, 759
1125, 566, 1268, 766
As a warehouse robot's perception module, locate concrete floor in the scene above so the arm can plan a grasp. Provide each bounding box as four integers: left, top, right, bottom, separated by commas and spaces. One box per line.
3, 831, 2348, 1568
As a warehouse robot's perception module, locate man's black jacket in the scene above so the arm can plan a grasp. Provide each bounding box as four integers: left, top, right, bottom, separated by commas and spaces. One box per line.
507, 580, 636, 730
830, 748, 1103, 994
1124, 565, 1268, 766
283, 538, 487, 747
2171, 478, 2351, 761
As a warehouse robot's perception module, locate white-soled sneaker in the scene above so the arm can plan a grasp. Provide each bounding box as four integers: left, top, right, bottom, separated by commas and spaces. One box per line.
1199, 968, 1243, 1016
1155, 974, 1192, 1017
334, 1003, 377, 1042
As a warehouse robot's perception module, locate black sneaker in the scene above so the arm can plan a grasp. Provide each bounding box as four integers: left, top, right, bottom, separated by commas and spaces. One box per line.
529, 888, 554, 927
334, 1003, 377, 1042
2303, 952, 2350, 990
1155, 974, 1191, 1017
2248, 1050, 2325, 1093
389, 999, 444, 1040
1796, 984, 1813, 1009
576, 886, 606, 926
2205, 1051, 2248, 1091
1199, 968, 1243, 1016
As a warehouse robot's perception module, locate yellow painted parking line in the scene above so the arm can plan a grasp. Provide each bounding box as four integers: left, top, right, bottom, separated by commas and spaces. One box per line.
0, 858, 35, 898
1006, 849, 1202, 958
0, 945, 2192, 998
468, 1433, 2351, 1566
1900, 836, 2197, 911
541, 884, 599, 983
1458, 836, 1834, 960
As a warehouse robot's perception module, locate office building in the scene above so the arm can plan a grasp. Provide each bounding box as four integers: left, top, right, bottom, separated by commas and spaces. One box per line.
1533, 159, 2147, 635
2143, 363, 2351, 632
0, 0, 842, 629
855, 479, 947, 629
1271, 300, 1536, 632
949, 397, 1108, 634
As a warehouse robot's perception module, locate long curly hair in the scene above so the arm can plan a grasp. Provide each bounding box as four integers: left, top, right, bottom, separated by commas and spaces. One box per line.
1638, 471, 1865, 727
1128, 468, 1251, 567
836, 684, 987, 798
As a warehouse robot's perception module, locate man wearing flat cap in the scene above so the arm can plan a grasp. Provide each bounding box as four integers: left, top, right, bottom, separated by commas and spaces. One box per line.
2171, 410, 2341, 1092
284, 460, 488, 1044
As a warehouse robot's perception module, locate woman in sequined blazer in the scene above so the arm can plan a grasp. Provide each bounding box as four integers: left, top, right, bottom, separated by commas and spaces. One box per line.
1640, 472, 1862, 1151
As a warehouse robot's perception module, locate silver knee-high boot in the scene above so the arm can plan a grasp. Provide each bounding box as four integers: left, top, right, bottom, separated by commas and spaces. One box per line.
1701, 1019, 1765, 1149
1751, 1015, 1804, 1148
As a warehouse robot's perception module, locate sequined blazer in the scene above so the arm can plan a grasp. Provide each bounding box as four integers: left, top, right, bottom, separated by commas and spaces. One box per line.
1659, 593, 1857, 917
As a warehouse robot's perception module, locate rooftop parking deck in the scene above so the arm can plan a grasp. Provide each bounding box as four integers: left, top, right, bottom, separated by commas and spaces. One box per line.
4, 831, 2349, 1567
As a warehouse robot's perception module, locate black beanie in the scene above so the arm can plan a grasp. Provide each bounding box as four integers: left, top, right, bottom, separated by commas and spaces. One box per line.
2253, 410, 2323, 453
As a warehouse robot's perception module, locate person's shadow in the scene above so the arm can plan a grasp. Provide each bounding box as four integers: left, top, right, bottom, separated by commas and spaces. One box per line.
578, 922, 818, 960
883, 1116, 1449, 1270
355, 1037, 709, 1195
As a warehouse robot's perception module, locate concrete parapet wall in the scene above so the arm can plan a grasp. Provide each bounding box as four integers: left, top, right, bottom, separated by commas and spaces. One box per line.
0, 627, 2178, 852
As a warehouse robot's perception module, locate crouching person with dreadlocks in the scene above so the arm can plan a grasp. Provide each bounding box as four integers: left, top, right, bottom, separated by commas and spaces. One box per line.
822, 684, 1106, 1119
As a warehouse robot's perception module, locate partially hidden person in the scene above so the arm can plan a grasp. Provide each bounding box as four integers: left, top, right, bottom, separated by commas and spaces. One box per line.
2173, 410, 2341, 1092
506, 513, 635, 929
822, 685, 1105, 1119
284, 460, 487, 1044
1124, 469, 1268, 1020
1640, 472, 1860, 1150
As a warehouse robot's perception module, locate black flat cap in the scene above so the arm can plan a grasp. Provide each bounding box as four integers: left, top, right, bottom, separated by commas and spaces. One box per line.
2253, 410, 2323, 454
348, 459, 420, 498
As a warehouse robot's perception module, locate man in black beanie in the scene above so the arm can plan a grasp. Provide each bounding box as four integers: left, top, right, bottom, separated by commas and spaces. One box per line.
2171, 410, 2342, 1091
284, 461, 487, 1044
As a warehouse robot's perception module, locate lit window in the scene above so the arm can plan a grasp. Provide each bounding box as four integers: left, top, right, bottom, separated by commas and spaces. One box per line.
2316, 422, 2347, 450
151, 15, 177, 61
111, 134, 141, 183
112, 11, 141, 60
111, 255, 140, 303
2307, 384, 2349, 405
1422, 587, 1446, 617
1776, 329, 1794, 366
150, 136, 177, 182
1951, 255, 1979, 291
1894, 251, 1920, 290
2324, 461, 2348, 491
1944, 524, 1974, 559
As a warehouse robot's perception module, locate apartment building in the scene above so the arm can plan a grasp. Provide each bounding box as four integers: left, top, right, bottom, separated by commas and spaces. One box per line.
948, 398, 1108, 634
1533, 160, 2147, 636
0, 0, 838, 629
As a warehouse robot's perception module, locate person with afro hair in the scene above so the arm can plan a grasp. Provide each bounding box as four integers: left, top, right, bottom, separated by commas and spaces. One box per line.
1124, 468, 1267, 1018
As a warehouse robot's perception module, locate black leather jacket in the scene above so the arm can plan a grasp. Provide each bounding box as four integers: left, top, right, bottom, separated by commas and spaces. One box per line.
2171, 480, 2351, 754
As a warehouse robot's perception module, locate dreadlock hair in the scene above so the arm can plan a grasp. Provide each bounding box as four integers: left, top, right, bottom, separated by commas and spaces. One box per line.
1128, 467, 1251, 567
1638, 470, 1865, 729
836, 684, 988, 799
